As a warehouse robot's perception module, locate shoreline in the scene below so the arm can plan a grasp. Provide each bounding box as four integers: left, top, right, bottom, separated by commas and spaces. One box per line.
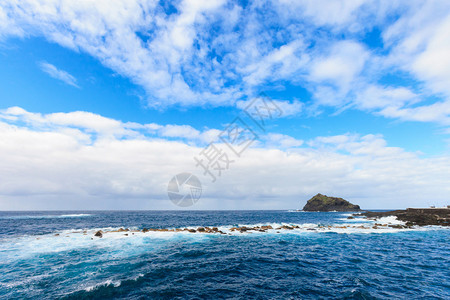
356, 208, 450, 226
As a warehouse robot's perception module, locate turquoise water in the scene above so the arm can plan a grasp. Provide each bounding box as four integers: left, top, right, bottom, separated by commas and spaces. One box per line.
0, 211, 449, 299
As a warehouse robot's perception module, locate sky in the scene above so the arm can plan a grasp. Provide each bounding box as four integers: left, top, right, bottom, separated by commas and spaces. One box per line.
1, 0, 450, 210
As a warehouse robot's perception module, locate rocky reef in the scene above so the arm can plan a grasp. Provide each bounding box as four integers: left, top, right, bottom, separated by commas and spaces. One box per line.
85, 223, 417, 239
357, 208, 450, 226
303, 194, 361, 212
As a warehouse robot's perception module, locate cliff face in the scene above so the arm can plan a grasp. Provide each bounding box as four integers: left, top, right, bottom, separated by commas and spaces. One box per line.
303, 194, 361, 212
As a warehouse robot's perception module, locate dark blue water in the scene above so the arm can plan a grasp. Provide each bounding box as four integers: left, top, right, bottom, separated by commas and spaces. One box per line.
0, 211, 449, 299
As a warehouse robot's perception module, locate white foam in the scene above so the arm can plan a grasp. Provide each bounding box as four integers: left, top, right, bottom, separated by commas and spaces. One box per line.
84, 279, 121, 292
0, 214, 92, 219
0, 226, 212, 261
59, 214, 92, 218
338, 217, 372, 223
81, 273, 144, 293
0, 221, 445, 261
376, 216, 405, 225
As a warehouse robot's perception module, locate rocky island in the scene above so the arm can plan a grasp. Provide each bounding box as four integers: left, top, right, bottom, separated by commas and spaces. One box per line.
303, 193, 361, 212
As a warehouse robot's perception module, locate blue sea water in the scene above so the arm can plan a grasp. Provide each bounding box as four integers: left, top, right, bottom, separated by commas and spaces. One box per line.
0, 210, 449, 299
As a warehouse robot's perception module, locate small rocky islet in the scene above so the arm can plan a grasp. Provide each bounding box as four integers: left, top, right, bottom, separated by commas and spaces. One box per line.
302, 194, 361, 212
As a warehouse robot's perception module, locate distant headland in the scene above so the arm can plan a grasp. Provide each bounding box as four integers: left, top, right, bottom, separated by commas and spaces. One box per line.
302, 193, 361, 212
358, 208, 450, 226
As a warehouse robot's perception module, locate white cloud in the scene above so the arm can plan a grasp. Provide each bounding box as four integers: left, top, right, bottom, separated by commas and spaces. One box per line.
381, 0, 450, 123
236, 98, 303, 117
263, 133, 303, 149
1, 107, 450, 210
38, 61, 79, 88
0, 106, 222, 144
277, 0, 367, 28
355, 85, 419, 111
309, 41, 369, 93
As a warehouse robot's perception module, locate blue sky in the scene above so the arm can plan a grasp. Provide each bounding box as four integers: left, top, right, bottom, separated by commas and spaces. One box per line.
0, 0, 450, 210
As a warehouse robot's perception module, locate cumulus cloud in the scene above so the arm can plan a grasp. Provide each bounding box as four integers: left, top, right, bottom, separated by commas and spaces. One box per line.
0, 107, 450, 210
38, 61, 79, 88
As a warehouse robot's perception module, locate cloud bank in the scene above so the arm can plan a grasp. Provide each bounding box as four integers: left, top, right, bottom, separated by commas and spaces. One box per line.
1, 107, 449, 210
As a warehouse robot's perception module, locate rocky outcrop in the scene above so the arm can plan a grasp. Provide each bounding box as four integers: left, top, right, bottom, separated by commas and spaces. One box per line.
358, 208, 450, 226
303, 194, 361, 212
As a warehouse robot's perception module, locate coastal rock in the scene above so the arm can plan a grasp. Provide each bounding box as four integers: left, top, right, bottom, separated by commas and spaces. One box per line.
94, 230, 103, 238
261, 225, 273, 230
280, 225, 293, 230
359, 208, 450, 226
302, 194, 361, 212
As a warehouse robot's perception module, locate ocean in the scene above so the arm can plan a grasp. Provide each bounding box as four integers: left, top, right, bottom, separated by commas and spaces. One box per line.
0, 210, 449, 299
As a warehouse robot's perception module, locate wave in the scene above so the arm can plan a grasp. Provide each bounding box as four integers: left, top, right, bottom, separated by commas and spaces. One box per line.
0, 222, 446, 262
83, 273, 145, 292
0, 214, 92, 220
84, 279, 122, 292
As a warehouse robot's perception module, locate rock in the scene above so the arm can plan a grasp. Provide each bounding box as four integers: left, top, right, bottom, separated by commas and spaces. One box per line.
212, 227, 219, 232
197, 227, 205, 232
347, 216, 354, 219
261, 225, 273, 230
281, 225, 293, 230
388, 224, 404, 229
188, 229, 196, 233
94, 230, 103, 238
302, 194, 361, 212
